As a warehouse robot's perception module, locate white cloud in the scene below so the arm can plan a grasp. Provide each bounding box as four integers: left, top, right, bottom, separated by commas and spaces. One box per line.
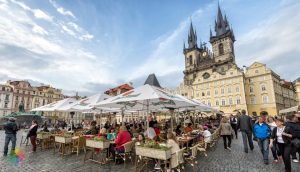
32, 9, 53, 21
0, 0, 114, 93
235, 1, 300, 80
32, 24, 48, 35
49, 0, 76, 19
61, 24, 76, 36
80, 34, 94, 41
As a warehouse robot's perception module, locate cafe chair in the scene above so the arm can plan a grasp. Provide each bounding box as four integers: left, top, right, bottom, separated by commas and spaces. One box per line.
184, 144, 199, 172
197, 141, 208, 157
115, 141, 134, 165
72, 136, 86, 156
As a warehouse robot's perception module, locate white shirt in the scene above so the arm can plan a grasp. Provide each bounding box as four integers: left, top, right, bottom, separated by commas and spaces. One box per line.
203, 130, 211, 143
144, 127, 156, 139
276, 127, 285, 144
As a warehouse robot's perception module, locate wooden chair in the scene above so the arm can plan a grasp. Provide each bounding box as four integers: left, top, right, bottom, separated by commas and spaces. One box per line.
185, 144, 199, 172
72, 136, 86, 156
115, 141, 134, 165
197, 141, 208, 157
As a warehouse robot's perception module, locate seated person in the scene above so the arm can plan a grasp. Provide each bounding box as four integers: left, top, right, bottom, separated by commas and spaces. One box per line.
202, 126, 212, 143
98, 128, 107, 137
135, 133, 145, 146
154, 123, 161, 136
107, 129, 117, 141
184, 123, 193, 133
144, 121, 156, 140
175, 124, 182, 136
166, 132, 180, 169
50, 124, 60, 133
42, 122, 50, 132
109, 126, 132, 160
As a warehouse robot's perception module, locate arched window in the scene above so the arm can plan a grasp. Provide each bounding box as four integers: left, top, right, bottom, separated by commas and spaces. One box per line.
219, 43, 224, 55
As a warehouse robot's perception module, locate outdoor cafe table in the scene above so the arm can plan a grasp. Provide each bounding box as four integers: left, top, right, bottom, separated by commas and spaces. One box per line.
54, 135, 74, 156
84, 139, 110, 165
135, 145, 172, 172
177, 136, 196, 148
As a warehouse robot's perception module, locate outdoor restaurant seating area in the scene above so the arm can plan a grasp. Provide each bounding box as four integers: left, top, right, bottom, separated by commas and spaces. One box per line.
26, 84, 222, 171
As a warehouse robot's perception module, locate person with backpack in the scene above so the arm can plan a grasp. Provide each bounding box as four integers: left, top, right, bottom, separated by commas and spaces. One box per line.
3, 117, 18, 157
253, 116, 271, 165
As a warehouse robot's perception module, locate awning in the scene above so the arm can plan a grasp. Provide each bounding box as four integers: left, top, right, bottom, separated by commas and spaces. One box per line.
279, 106, 300, 114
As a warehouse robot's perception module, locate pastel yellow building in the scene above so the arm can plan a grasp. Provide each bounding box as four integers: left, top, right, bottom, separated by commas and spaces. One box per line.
176, 5, 297, 116
294, 78, 300, 105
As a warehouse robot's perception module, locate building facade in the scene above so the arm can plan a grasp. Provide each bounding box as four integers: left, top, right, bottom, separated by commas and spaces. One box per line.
1, 80, 65, 115
0, 84, 13, 116
294, 78, 300, 105
176, 5, 298, 116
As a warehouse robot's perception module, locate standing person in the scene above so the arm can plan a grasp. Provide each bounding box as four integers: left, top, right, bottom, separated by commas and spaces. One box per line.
267, 116, 278, 162
27, 120, 39, 153
282, 113, 298, 172
237, 109, 254, 153
3, 117, 18, 156
230, 114, 238, 139
219, 117, 233, 150
253, 116, 271, 165
269, 118, 285, 165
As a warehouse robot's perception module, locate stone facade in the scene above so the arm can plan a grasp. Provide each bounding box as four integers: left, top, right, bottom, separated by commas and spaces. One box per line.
0, 84, 13, 116
176, 5, 298, 116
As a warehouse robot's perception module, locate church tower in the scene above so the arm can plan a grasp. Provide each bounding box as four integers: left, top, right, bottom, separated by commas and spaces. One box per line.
210, 4, 235, 63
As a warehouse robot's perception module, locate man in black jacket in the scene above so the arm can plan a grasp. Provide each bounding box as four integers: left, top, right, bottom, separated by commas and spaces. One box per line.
3, 117, 18, 156
237, 110, 254, 153
230, 114, 238, 139
288, 113, 300, 163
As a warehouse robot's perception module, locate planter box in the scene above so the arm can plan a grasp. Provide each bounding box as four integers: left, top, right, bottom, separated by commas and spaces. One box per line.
86, 139, 110, 149
37, 133, 50, 139
135, 146, 171, 160
55, 136, 72, 144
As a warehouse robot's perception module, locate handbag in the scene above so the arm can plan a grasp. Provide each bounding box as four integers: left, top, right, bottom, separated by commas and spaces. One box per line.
291, 138, 300, 149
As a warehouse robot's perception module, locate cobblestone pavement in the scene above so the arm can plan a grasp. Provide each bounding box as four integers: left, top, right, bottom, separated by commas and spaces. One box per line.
0, 130, 300, 172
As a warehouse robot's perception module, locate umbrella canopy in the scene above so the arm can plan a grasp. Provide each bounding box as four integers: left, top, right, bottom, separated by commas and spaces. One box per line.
191, 99, 218, 112
59, 93, 111, 112
31, 98, 77, 112
94, 84, 195, 111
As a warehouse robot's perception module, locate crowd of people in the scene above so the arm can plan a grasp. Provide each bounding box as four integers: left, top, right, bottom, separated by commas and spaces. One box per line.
2, 110, 299, 172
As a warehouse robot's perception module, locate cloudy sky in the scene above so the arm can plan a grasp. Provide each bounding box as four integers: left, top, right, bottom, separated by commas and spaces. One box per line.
0, 0, 299, 96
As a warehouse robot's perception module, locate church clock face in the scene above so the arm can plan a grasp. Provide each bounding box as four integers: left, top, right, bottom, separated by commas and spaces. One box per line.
202, 72, 210, 79
202, 51, 207, 57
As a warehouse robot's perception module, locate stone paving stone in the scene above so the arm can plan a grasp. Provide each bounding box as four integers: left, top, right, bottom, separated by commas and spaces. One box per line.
1, 130, 300, 172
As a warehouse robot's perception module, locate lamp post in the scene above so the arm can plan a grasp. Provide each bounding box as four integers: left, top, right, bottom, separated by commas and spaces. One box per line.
70, 111, 75, 132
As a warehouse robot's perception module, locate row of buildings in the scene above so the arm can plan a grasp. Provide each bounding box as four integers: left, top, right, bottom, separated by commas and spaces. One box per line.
0, 80, 64, 116
176, 5, 300, 116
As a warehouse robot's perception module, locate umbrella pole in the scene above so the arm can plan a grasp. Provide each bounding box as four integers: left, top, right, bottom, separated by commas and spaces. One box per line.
122, 109, 125, 126
170, 109, 174, 132
146, 99, 149, 129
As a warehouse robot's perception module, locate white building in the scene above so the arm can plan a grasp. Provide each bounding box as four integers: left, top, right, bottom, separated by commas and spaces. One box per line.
0, 84, 13, 116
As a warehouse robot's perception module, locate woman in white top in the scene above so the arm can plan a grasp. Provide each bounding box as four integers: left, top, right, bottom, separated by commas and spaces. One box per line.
202, 126, 212, 143
270, 118, 285, 162
166, 132, 180, 169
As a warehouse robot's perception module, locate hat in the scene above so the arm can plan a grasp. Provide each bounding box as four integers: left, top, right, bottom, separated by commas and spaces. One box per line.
203, 126, 208, 129
120, 126, 127, 131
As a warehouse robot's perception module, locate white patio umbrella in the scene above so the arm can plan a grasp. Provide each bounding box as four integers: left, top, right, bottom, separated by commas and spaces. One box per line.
31, 98, 77, 112
94, 84, 195, 129
191, 99, 218, 112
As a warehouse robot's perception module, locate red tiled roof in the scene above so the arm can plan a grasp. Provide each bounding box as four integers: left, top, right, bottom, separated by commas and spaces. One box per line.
105, 83, 133, 95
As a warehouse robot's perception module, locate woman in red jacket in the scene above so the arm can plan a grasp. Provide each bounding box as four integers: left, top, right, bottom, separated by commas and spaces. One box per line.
109, 126, 132, 160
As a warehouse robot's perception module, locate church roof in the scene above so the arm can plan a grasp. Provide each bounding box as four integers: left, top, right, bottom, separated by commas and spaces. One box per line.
144, 74, 161, 88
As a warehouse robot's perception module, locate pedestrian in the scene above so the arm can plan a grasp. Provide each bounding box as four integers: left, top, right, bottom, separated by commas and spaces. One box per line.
290, 113, 300, 163
3, 117, 18, 156
219, 117, 233, 150
237, 109, 254, 153
27, 120, 38, 153
267, 116, 278, 162
269, 117, 285, 163
282, 113, 299, 172
230, 114, 238, 139
253, 116, 271, 165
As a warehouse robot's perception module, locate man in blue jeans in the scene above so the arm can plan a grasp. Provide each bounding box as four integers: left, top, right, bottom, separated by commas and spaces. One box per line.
237, 110, 254, 153
253, 116, 271, 165
3, 117, 18, 157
